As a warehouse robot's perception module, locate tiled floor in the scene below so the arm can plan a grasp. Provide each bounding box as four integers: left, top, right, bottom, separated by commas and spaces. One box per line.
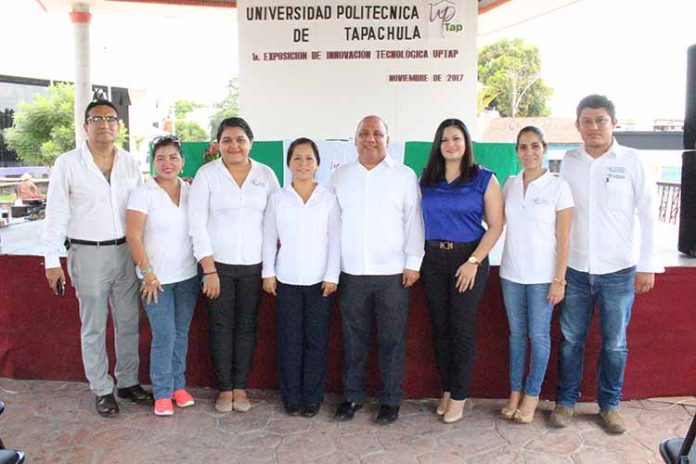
0, 378, 692, 463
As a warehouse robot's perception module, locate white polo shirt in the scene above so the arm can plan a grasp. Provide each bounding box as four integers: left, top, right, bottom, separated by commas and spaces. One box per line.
127, 178, 197, 285
560, 141, 664, 274
500, 171, 574, 284
189, 158, 280, 265
328, 155, 424, 275
262, 184, 341, 286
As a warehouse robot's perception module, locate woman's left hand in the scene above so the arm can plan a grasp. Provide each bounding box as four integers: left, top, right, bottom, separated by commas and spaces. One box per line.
547, 282, 565, 306
455, 263, 478, 293
322, 281, 337, 297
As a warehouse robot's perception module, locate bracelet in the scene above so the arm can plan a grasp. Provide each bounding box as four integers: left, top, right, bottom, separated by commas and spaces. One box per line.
204, 270, 218, 276
553, 277, 567, 286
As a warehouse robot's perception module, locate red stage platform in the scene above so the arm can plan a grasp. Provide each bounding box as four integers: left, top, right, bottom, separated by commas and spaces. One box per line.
1, 255, 695, 400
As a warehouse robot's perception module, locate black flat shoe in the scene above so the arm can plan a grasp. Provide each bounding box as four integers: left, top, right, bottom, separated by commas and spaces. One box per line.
376, 405, 399, 425
95, 394, 120, 417
334, 401, 362, 422
117, 385, 154, 404
284, 403, 301, 416
301, 403, 321, 418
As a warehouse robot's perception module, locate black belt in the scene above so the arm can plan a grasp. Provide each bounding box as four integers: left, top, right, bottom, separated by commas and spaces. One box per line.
425, 240, 477, 250
68, 237, 126, 246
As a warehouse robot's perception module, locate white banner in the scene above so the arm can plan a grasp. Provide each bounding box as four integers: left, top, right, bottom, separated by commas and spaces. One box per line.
239, 0, 478, 142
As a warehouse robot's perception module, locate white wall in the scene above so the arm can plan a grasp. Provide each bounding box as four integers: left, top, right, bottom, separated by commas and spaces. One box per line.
238, 0, 478, 142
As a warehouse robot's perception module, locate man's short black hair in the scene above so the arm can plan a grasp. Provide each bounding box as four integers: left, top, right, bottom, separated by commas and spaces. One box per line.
84, 99, 119, 122
576, 94, 616, 120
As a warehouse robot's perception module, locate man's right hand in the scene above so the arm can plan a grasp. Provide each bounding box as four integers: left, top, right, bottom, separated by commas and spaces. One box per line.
46, 267, 65, 295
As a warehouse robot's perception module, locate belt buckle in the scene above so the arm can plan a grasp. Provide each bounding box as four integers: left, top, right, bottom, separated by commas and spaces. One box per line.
439, 241, 454, 250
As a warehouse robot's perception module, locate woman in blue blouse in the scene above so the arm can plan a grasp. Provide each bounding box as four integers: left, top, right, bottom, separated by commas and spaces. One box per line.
420, 118, 504, 424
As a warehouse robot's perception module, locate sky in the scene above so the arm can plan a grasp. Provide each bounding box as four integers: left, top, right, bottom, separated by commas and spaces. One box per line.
1, 0, 694, 126
479, 0, 696, 126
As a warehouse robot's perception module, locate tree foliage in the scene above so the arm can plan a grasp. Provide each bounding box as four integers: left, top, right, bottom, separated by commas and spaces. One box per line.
209, 79, 239, 139
5, 83, 127, 165
171, 99, 208, 141
478, 39, 552, 117
175, 120, 208, 142
173, 100, 203, 120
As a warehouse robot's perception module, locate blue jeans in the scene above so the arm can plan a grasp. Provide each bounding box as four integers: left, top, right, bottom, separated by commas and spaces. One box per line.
501, 279, 553, 397
338, 273, 409, 406
276, 281, 333, 406
143, 276, 200, 400
556, 266, 635, 411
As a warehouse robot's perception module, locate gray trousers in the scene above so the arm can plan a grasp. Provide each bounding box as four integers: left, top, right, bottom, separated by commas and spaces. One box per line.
67, 242, 140, 396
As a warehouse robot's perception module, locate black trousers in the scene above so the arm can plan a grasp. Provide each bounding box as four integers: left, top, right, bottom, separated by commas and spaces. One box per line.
421, 243, 490, 400
339, 273, 409, 406
206, 262, 262, 391
276, 281, 333, 406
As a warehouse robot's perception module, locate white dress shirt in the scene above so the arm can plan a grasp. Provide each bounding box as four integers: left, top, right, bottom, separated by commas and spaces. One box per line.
262, 184, 341, 285
127, 179, 197, 285
560, 140, 664, 274
500, 171, 574, 284
328, 155, 424, 275
189, 158, 280, 265
42, 142, 142, 269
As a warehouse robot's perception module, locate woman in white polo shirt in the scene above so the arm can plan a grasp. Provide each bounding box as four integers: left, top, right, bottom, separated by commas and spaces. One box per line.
126, 135, 199, 416
261, 138, 340, 418
189, 117, 280, 413
500, 126, 573, 423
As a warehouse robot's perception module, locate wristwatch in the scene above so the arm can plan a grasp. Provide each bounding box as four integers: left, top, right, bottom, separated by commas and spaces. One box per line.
467, 256, 480, 266
138, 265, 154, 275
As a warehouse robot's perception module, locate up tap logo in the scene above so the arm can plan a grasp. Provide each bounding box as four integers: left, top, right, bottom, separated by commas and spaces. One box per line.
427, 0, 463, 36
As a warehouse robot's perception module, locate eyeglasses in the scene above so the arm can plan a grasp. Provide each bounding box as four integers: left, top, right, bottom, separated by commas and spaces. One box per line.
579, 117, 612, 128
86, 115, 119, 125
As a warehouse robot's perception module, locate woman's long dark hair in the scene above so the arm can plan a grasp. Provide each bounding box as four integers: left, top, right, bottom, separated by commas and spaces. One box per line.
420, 118, 478, 188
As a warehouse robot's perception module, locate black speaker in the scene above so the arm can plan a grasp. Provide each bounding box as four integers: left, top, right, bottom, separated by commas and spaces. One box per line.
685, 45, 696, 151
679, 44, 696, 256
680, 151, 696, 256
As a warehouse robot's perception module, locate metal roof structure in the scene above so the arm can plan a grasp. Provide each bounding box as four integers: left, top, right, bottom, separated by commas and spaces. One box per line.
37, 0, 511, 15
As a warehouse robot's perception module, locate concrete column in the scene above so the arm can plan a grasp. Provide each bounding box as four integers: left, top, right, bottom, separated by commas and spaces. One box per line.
70, 3, 91, 147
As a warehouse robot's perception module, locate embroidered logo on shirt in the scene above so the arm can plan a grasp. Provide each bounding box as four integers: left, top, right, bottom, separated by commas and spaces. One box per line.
607, 166, 627, 180
251, 179, 267, 187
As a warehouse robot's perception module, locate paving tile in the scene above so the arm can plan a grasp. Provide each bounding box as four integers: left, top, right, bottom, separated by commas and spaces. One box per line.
0, 378, 691, 464
276, 431, 336, 463
376, 429, 438, 455
266, 415, 313, 435
525, 429, 583, 455
417, 450, 472, 464
573, 446, 656, 464
520, 450, 574, 464
437, 427, 508, 456
495, 416, 548, 445
334, 432, 384, 456
313, 450, 362, 464
362, 448, 421, 464
50, 446, 98, 464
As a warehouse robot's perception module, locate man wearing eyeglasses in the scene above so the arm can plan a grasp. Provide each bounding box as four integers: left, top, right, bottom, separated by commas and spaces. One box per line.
42, 99, 152, 416
550, 95, 663, 434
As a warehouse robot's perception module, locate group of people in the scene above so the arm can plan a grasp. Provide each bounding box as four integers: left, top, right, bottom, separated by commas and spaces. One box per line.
42, 94, 662, 435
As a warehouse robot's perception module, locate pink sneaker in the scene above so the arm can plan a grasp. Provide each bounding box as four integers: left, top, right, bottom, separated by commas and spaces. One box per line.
154, 398, 174, 416
172, 389, 195, 408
